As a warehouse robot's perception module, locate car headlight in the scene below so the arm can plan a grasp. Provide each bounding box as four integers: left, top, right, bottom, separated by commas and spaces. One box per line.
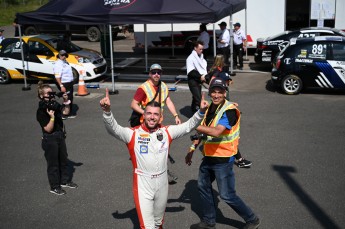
75, 56, 91, 63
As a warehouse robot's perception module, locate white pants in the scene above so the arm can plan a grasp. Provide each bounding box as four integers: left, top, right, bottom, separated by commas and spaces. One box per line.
133, 171, 168, 229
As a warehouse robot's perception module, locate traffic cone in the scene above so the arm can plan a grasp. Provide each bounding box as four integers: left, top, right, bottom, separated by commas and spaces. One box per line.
75, 70, 90, 96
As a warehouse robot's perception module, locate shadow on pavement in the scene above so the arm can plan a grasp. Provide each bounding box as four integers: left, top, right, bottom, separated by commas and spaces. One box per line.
273, 165, 341, 229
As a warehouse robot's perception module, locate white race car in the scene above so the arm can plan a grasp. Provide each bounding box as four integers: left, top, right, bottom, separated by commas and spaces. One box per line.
0, 34, 107, 84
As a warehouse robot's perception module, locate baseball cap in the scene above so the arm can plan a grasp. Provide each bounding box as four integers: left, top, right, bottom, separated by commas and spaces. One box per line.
58, 50, 69, 57
150, 63, 162, 71
218, 22, 227, 27
234, 22, 241, 27
209, 78, 228, 91
0, 28, 4, 32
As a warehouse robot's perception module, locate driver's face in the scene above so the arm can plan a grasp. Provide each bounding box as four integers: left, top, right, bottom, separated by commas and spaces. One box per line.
143, 105, 161, 129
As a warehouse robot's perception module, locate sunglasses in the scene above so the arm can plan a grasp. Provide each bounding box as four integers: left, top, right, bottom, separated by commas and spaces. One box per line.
150, 70, 162, 75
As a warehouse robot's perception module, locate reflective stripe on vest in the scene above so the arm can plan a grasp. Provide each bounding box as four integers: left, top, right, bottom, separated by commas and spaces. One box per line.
139, 80, 169, 123
202, 100, 240, 157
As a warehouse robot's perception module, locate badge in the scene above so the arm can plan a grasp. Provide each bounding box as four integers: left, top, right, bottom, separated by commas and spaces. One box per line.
156, 131, 163, 141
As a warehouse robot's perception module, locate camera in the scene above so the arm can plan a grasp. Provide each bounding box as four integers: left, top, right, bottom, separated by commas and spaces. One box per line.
41, 91, 64, 111
190, 133, 204, 141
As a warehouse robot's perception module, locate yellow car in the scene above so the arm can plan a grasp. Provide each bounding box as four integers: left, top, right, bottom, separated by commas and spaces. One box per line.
0, 34, 107, 84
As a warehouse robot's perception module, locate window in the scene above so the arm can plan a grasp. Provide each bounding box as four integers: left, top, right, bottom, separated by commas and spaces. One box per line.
332, 43, 345, 61
295, 42, 327, 60
28, 41, 53, 56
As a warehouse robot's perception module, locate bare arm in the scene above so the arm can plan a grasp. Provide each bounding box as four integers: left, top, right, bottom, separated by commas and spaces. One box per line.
165, 96, 181, 124
43, 109, 55, 133
196, 123, 226, 137
130, 99, 144, 115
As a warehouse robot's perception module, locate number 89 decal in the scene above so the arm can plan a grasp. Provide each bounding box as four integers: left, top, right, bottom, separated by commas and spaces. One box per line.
312, 44, 326, 55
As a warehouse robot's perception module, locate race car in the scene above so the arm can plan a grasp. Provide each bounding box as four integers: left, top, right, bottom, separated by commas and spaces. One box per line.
271, 36, 345, 95
255, 27, 345, 64
0, 35, 107, 84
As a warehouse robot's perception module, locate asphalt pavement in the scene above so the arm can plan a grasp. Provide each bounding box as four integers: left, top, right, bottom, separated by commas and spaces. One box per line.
1, 69, 345, 229
1, 24, 345, 229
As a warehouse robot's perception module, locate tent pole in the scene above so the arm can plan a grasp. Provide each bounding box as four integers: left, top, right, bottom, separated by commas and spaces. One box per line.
108, 24, 118, 95
213, 24, 216, 58
229, 14, 236, 77
170, 23, 176, 59
243, 5, 249, 61
19, 25, 30, 91
144, 24, 148, 73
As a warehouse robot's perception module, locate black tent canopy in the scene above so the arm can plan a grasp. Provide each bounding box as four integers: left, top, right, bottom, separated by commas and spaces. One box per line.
16, 0, 246, 93
17, 0, 246, 25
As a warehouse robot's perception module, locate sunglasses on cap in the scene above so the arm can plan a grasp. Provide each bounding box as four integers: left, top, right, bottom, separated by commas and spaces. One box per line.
150, 70, 162, 75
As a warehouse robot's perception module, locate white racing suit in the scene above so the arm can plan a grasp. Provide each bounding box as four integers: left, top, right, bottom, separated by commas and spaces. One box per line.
103, 111, 204, 229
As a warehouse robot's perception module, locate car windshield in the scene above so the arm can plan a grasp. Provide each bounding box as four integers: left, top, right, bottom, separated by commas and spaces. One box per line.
45, 37, 82, 53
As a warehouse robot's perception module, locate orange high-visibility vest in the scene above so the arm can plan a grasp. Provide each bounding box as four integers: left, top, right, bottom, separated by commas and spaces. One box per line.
201, 101, 240, 157
139, 80, 169, 123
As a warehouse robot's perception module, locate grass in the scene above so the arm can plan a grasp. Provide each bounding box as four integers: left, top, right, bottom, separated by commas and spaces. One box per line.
0, 1, 49, 26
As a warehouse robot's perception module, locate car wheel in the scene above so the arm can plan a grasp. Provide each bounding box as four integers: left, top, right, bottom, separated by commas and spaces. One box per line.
281, 74, 303, 95
72, 68, 79, 84
87, 26, 101, 42
24, 26, 38, 35
0, 67, 11, 84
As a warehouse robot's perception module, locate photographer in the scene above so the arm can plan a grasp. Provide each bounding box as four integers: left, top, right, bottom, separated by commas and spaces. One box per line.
36, 81, 78, 195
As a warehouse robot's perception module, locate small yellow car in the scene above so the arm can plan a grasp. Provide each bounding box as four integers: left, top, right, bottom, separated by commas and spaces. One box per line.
0, 34, 107, 84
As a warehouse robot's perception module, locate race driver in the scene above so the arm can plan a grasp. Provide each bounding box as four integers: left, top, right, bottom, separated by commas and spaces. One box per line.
100, 88, 208, 229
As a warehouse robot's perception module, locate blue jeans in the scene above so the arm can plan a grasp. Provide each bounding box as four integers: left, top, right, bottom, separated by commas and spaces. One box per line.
197, 160, 257, 225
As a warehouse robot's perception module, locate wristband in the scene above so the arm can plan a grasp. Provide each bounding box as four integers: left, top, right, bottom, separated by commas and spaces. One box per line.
198, 110, 205, 115
190, 144, 196, 151
63, 100, 71, 105
50, 118, 55, 122
174, 114, 179, 118
60, 84, 64, 87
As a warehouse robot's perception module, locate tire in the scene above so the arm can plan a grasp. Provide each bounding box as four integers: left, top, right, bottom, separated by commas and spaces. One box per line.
72, 68, 79, 84
0, 67, 11, 84
24, 26, 38, 35
281, 74, 303, 95
87, 26, 101, 42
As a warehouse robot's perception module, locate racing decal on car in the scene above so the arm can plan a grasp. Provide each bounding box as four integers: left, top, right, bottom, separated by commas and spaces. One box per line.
315, 72, 334, 88
277, 41, 289, 51
315, 61, 345, 88
283, 58, 291, 65
308, 44, 327, 59
295, 58, 313, 63
297, 49, 307, 58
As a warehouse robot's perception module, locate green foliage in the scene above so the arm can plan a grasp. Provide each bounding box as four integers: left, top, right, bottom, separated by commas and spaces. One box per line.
0, 0, 49, 26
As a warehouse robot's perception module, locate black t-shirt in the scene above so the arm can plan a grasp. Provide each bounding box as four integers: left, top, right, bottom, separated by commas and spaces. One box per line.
36, 101, 64, 134
204, 103, 238, 164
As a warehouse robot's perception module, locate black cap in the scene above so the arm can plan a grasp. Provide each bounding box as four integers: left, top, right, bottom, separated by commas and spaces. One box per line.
218, 22, 227, 27
0, 28, 4, 32
234, 22, 241, 27
209, 78, 227, 91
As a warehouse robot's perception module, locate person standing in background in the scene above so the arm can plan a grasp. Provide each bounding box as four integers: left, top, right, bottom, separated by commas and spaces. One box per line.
53, 50, 76, 118
216, 21, 230, 64
186, 41, 207, 113
233, 22, 247, 70
197, 24, 210, 60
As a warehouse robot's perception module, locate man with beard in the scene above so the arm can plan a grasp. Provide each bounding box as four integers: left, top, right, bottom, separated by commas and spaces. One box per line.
100, 89, 208, 229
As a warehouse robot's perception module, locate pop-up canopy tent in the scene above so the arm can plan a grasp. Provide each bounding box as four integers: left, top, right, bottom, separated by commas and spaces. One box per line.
17, 0, 245, 24
17, 0, 246, 92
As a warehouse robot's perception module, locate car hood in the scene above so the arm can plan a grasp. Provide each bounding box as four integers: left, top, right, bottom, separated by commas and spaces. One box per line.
70, 49, 102, 60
